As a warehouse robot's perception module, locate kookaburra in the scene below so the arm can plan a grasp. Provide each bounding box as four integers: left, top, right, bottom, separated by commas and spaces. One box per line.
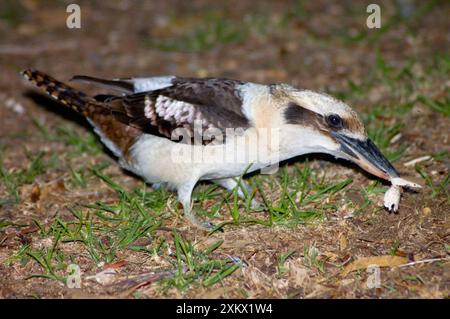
21, 69, 420, 229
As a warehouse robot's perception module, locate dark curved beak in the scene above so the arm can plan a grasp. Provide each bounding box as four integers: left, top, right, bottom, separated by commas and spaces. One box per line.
332, 133, 399, 181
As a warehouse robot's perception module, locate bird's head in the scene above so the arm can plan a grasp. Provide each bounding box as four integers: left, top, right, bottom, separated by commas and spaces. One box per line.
272, 84, 398, 181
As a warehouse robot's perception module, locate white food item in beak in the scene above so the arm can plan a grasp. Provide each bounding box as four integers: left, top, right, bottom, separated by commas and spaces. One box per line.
384, 185, 401, 212
390, 177, 422, 189
383, 177, 422, 212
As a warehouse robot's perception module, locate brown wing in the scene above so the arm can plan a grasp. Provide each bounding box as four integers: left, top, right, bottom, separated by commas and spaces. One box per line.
105, 77, 250, 144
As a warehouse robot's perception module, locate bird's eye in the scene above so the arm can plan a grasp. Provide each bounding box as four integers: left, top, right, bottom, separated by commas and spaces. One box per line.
326, 114, 343, 129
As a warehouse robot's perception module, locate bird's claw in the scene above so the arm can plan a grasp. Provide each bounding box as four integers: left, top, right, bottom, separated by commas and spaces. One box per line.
185, 213, 221, 231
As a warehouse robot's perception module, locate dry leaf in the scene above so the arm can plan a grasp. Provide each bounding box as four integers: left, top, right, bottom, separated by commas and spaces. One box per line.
286, 258, 311, 287
339, 234, 348, 251
103, 260, 127, 270
342, 256, 408, 277
422, 207, 432, 216
21, 225, 40, 234
30, 185, 41, 202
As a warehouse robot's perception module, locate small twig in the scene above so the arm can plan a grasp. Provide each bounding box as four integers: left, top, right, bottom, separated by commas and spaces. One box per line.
357, 237, 375, 243
390, 133, 402, 144
165, 197, 177, 216
421, 240, 447, 252
106, 270, 175, 297
403, 155, 432, 167
398, 257, 449, 268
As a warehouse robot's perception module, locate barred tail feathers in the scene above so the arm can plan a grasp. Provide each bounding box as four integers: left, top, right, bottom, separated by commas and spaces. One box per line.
21, 69, 95, 115
21, 69, 142, 159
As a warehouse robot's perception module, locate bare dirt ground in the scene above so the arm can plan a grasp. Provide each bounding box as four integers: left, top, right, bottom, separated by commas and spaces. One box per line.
0, 0, 449, 298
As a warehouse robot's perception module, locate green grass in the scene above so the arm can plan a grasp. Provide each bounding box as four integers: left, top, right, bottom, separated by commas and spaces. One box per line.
26, 239, 66, 282
0, 150, 48, 206
146, 13, 246, 52
0, 219, 14, 231
64, 167, 169, 263
366, 122, 407, 162
0, 120, 105, 207
401, 274, 425, 285
389, 240, 401, 256
432, 151, 449, 162
5, 228, 67, 283
191, 161, 354, 230
253, 161, 353, 227
32, 118, 103, 157
5, 158, 356, 289
4, 46, 447, 294
167, 229, 241, 289
193, 160, 356, 231
334, 51, 450, 164
277, 250, 296, 276
415, 165, 450, 200
356, 180, 386, 213
145, 12, 276, 53
302, 243, 325, 273
0, 0, 27, 27
8, 167, 242, 290
193, 184, 227, 222
339, 0, 440, 44
1, 0, 448, 299
418, 95, 450, 117
69, 166, 88, 188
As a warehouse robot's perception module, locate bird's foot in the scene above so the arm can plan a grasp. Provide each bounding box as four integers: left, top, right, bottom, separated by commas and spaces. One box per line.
184, 210, 219, 231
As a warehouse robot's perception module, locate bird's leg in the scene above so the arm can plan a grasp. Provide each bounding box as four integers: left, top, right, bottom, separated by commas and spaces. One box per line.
177, 182, 215, 230
213, 178, 262, 209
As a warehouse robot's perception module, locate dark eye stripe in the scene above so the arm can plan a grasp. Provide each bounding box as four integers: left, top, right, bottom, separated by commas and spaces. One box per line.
283, 103, 352, 134
284, 102, 318, 125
